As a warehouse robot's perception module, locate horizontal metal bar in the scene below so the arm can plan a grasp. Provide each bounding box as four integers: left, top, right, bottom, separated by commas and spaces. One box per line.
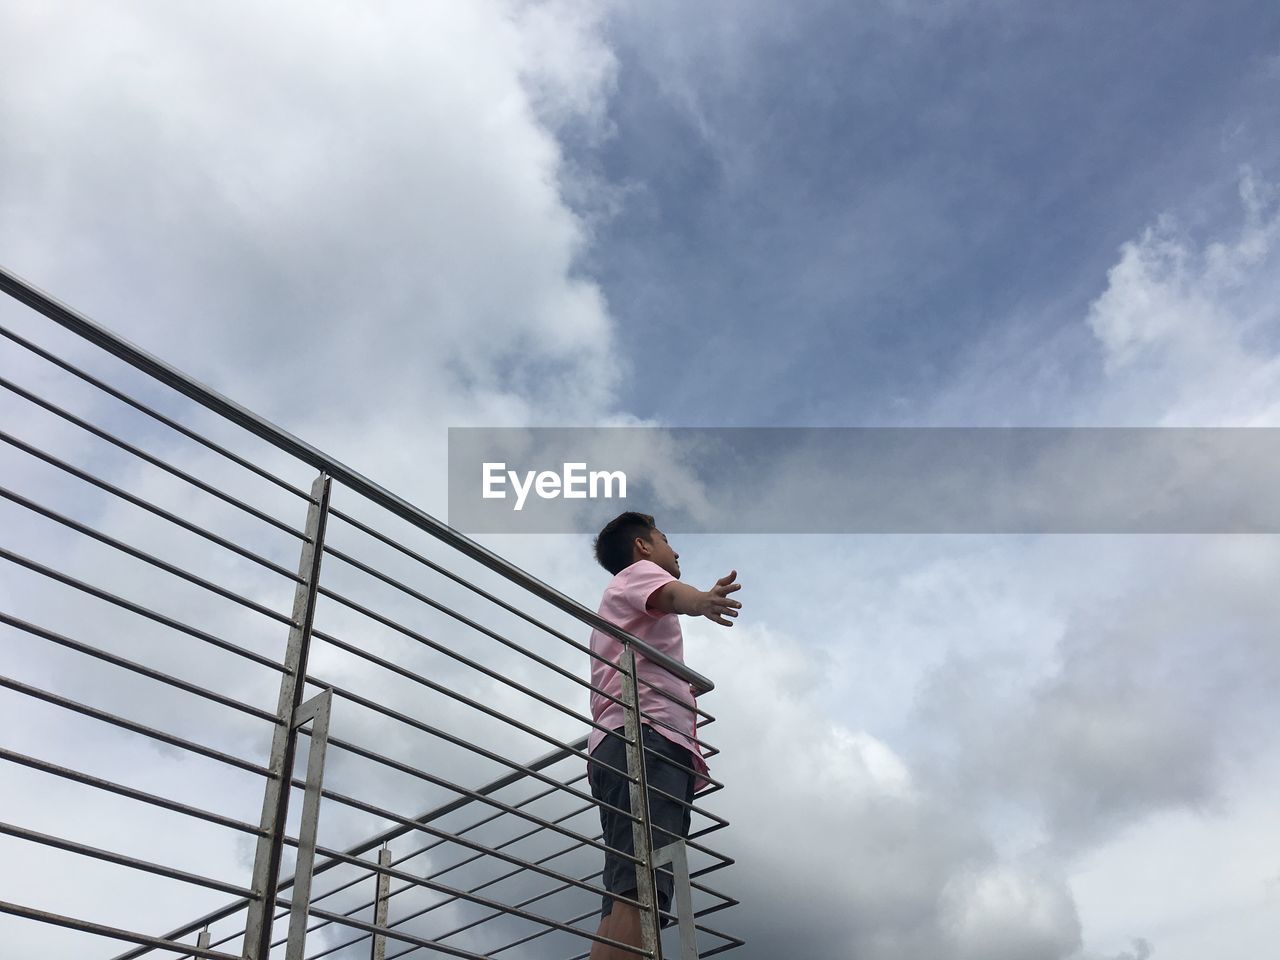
482, 905, 610, 960
308, 775, 590, 927
300, 904, 494, 960
634, 673, 717, 727
0, 267, 709, 692
109, 737, 593, 960
311, 678, 639, 838
328, 505, 625, 680
565, 916, 747, 960
311, 625, 626, 763
590, 656, 715, 735
692, 925, 746, 957
700, 942, 744, 958
0, 674, 271, 777
688, 816, 728, 842
419, 866, 608, 958
0, 747, 264, 837
0, 429, 304, 584
0, 374, 306, 540
680, 835, 734, 872
561, 918, 744, 960
313, 589, 612, 734
299, 809, 610, 960
305, 842, 644, 957
0, 322, 313, 502
632, 729, 723, 790
323, 542, 624, 705
0, 484, 295, 626
0, 548, 287, 673
0, 820, 254, 898
635, 741, 727, 815
0, 899, 239, 959
429, 806, 602, 905
0, 612, 278, 724
557, 915, 745, 960
686, 874, 737, 907
591, 723, 723, 814
307, 735, 643, 881
278, 784, 599, 958
688, 888, 738, 918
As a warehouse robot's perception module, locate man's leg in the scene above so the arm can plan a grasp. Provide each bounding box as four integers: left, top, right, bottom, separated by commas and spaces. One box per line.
589, 900, 643, 960
590, 729, 645, 960
589, 728, 693, 958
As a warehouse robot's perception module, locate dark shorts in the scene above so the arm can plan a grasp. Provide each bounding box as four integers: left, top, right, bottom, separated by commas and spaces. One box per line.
589, 725, 695, 922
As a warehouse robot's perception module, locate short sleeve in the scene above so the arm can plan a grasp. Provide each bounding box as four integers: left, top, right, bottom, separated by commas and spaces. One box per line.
618, 560, 677, 618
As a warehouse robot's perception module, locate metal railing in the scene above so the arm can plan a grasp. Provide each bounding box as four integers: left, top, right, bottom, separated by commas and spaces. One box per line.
0, 267, 742, 960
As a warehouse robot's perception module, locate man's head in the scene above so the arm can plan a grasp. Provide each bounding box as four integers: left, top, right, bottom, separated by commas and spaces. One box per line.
593, 511, 681, 578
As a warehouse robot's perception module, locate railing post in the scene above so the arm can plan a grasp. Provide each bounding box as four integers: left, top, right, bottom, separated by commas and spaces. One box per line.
619, 646, 661, 959
285, 689, 334, 960
243, 472, 331, 960
653, 840, 698, 960
370, 845, 392, 960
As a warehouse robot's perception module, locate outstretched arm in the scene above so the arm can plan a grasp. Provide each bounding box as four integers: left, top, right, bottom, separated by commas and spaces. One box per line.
647, 570, 742, 626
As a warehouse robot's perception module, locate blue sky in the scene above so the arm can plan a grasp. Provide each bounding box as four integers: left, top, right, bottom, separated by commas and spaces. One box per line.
580, 2, 1280, 426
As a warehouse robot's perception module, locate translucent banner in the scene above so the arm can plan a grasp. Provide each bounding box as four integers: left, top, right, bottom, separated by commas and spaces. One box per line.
447, 427, 1280, 533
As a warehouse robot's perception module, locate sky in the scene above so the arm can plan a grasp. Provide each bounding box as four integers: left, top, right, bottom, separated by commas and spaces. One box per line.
2, 2, 1280, 959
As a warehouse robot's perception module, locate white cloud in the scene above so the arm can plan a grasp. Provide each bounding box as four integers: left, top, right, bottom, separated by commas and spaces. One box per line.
939, 862, 1081, 960
1087, 170, 1280, 426
0, 0, 622, 454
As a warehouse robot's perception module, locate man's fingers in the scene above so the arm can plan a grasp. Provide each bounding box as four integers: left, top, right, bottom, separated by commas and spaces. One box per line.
704, 572, 742, 626
705, 606, 738, 625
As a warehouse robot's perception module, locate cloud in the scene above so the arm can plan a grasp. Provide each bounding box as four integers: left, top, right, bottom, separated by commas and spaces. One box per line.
1087, 169, 1280, 426
0, 0, 622, 450
939, 862, 1081, 960
1105, 938, 1153, 960
675, 620, 1092, 960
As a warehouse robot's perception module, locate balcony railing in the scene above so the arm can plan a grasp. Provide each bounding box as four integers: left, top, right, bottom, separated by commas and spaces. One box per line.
0, 267, 742, 960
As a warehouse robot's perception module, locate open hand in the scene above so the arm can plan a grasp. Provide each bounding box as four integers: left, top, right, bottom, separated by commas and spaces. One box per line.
694, 570, 742, 626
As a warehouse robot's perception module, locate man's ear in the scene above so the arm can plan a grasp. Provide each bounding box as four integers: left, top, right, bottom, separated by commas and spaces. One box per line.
633, 535, 651, 561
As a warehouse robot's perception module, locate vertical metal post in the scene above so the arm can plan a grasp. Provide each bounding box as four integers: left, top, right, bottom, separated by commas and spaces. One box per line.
244, 472, 331, 960
620, 646, 661, 959
653, 841, 698, 960
197, 930, 211, 951
370, 846, 392, 960
285, 689, 334, 960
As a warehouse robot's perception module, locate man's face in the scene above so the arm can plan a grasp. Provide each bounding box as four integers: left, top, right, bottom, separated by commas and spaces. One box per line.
639, 527, 681, 578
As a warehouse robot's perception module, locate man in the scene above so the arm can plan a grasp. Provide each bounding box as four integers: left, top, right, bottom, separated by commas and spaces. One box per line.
586, 511, 742, 960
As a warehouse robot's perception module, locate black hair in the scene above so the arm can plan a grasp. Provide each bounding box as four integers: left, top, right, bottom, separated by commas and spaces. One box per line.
593, 511, 657, 575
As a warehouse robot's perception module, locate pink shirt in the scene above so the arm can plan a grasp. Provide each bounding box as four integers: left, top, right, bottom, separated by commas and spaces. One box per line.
588, 560, 710, 791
